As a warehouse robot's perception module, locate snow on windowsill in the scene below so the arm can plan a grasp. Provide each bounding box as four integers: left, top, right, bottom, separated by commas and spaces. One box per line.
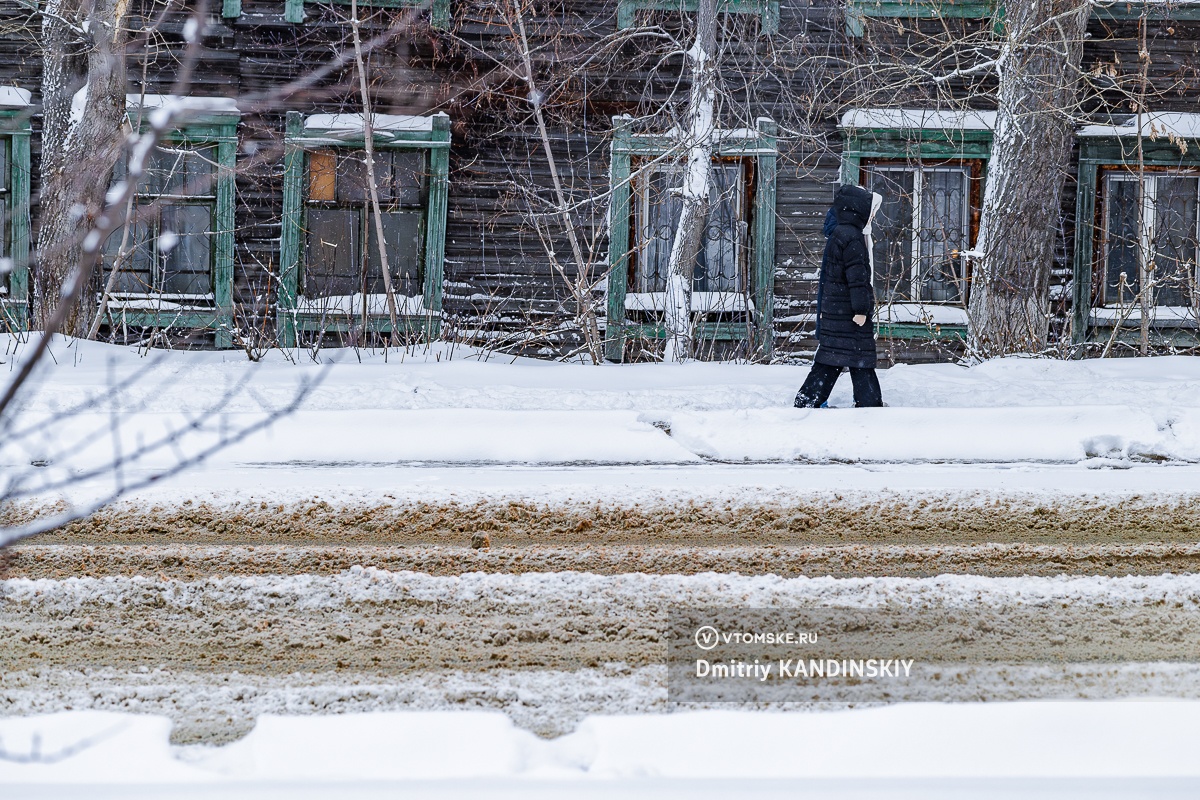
303, 114, 439, 134
126, 94, 240, 114
105, 293, 216, 312
0, 87, 32, 108
72, 92, 239, 129
1090, 305, 1200, 326
840, 108, 996, 132
1078, 112, 1200, 140
296, 293, 428, 316
625, 292, 752, 314
878, 303, 970, 326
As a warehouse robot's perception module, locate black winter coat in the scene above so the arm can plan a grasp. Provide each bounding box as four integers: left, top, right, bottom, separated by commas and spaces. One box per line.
815, 186, 876, 370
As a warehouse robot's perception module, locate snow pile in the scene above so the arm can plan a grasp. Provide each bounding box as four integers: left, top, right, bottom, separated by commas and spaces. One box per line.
840, 108, 996, 131
5, 337, 1200, 499
0, 87, 32, 108
653, 406, 1200, 463
4, 702, 1200, 783
8, 569, 1200, 614
303, 113, 441, 133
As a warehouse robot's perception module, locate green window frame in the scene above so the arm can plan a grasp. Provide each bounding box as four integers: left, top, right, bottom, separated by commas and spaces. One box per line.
847, 0, 1200, 36
100, 98, 239, 348
617, 0, 779, 32
605, 115, 778, 361
1091, 1, 1200, 21
283, 0, 450, 27
840, 108, 993, 340
278, 110, 450, 347
0, 90, 32, 332
1072, 116, 1200, 348
845, 0, 999, 35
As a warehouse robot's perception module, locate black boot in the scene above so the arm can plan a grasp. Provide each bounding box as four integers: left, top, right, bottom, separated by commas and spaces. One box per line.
794, 390, 818, 409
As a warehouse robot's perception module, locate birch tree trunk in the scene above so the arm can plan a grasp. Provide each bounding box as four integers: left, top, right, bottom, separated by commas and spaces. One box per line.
661, 0, 718, 363
967, 0, 1088, 357
37, 0, 130, 336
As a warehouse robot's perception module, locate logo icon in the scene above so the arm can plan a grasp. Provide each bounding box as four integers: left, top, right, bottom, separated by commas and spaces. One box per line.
694, 625, 720, 650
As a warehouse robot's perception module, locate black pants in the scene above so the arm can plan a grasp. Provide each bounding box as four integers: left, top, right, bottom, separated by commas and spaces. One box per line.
794, 362, 883, 408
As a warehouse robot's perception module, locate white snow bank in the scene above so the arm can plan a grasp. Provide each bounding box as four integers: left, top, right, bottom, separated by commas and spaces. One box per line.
295, 293, 427, 316
0, 712, 208, 784
840, 108, 996, 131
0, 409, 701, 474
572, 702, 1200, 779
1091, 305, 1198, 326
5, 702, 1200, 784
6, 337, 1200, 480
0, 86, 32, 107
8, 405, 1198, 475
303, 113, 439, 133
625, 291, 751, 314
1079, 112, 1200, 140
653, 406, 1200, 463
10, 569, 1200, 613
878, 303, 969, 326
125, 94, 240, 115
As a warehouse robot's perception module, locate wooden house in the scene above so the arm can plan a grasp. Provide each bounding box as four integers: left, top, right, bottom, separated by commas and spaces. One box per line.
0, 0, 1198, 362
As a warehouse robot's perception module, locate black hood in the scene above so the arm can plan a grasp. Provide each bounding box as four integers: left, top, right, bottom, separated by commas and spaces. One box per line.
831, 184, 872, 228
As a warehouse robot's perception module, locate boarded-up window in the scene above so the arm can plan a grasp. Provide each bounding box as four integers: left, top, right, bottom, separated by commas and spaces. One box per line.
1103, 173, 1200, 308
105, 144, 217, 298
635, 161, 744, 294
863, 163, 974, 305
303, 149, 425, 303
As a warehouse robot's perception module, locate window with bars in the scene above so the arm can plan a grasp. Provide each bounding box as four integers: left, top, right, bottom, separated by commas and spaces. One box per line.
634, 161, 745, 296
616, 0, 779, 32
302, 149, 425, 304
1102, 172, 1199, 308
105, 145, 218, 299
862, 162, 976, 304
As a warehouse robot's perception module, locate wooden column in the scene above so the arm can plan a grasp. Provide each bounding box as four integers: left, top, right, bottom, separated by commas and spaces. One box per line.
423, 113, 451, 340
605, 115, 633, 362
277, 111, 304, 348
752, 116, 777, 359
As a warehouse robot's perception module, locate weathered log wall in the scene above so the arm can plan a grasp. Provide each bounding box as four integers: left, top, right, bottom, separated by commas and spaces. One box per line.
2, 2, 1199, 359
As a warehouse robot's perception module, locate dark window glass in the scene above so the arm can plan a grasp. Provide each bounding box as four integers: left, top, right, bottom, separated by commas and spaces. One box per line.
863, 164, 969, 304
919, 169, 968, 303
1152, 176, 1198, 307
637, 162, 743, 294
161, 204, 213, 294
105, 142, 216, 298
114, 144, 217, 197
105, 218, 154, 293
1104, 177, 1141, 304
864, 168, 914, 302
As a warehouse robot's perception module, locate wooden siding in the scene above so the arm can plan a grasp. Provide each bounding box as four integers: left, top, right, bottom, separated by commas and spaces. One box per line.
1, 2, 1199, 358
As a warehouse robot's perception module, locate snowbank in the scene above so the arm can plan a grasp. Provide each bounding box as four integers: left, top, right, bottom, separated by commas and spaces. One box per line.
5, 337, 1200, 507
4, 702, 1200, 784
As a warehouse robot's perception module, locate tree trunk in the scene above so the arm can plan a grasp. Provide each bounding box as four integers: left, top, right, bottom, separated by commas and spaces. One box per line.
967, 0, 1088, 358
662, 0, 718, 363
36, 0, 129, 336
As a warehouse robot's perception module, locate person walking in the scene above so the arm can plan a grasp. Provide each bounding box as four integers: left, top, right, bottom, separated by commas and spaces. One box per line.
794, 184, 884, 408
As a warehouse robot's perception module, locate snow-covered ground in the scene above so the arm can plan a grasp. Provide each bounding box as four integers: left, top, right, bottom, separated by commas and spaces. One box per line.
5, 336, 1200, 797
5, 703, 1200, 796
4, 336, 1200, 510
